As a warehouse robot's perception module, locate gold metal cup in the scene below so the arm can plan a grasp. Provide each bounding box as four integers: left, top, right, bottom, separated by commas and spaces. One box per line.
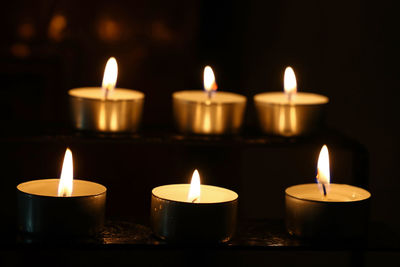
17, 179, 106, 237
69, 88, 144, 133
285, 184, 370, 239
173, 91, 246, 135
254, 92, 328, 136
150, 186, 238, 243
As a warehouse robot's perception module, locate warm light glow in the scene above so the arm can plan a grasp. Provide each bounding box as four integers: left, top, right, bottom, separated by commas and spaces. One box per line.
98, 18, 122, 42
317, 145, 330, 185
203, 66, 218, 93
58, 148, 73, 197
102, 57, 118, 97
187, 169, 201, 203
48, 14, 67, 41
284, 66, 297, 96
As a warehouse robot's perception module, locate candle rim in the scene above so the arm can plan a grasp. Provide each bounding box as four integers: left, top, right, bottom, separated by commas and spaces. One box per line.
254, 92, 329, 105
285, 183, 371, 203
69, 87, 145, 101
152, 184, 238, 204
17, 178, 107, 198
173, 90, 246, 104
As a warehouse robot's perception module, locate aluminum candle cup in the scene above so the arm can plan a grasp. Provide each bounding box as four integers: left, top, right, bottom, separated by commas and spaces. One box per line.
69, 88, 145, 133
285, 183, 371, 239
151, 184, 238, 243
17, 179, 106, 237
173, 91, 246, 135
254, 92, 329, 136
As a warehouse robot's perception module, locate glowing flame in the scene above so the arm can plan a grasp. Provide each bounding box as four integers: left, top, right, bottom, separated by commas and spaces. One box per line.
187, 169, 201, 203
203, 66, 218, 93
58, 148, 73, 197
317, 145, 330, 185
102, 57, 118, 97
284, 66, 297, 96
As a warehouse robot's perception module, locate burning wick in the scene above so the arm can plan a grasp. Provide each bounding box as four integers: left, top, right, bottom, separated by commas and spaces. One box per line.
287, 92, 294, 102
104, 89, 109, 100
316, 172, 327, 197
317, 144, 330, 198
322, 183, 327, 197
191, 197, 199, 203
207, 90, 212, 100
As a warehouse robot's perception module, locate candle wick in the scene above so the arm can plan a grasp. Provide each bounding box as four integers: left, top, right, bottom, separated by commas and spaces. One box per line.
207, 90, 212, 100
322, 184, 327, 197
287, 92, 293, 103
191, 197, 199, 203
104, 88, 109, 100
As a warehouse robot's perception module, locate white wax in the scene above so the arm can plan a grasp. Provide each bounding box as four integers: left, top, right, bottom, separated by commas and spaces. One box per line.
173, 90, 246, 104
69, 87, 144, 101
286, 183, 370, 202
254, 92, 328, 105
17, 179, 106, 197
152, 184, 238, 203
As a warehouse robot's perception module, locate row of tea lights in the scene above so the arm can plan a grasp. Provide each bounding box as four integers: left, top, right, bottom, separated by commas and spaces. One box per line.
16, 57, 370, 242
17, 145, 370, 242
69, 57, 329, 136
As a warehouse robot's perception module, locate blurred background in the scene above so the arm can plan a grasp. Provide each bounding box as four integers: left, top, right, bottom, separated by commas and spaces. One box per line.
0, 0, 398, 235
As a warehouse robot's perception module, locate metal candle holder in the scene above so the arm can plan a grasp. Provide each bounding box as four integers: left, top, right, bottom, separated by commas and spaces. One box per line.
285, 184, 371, 239
69, 88, 144, 133
150, 185, 238, 243
173, 91, 246, 135
254, 92, 328, 136
17, 179, 106, 237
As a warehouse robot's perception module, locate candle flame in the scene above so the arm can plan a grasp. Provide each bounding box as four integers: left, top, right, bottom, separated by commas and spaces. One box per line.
284, 66, 297, 97
187, 169, 201, 203
58, 148, 73, 197
203, 66, 218, 94
102, 57, 118, 98
317, 145, 330, 188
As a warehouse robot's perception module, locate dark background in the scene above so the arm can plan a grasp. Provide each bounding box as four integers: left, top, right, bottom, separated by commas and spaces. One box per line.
0, 0, 398, 241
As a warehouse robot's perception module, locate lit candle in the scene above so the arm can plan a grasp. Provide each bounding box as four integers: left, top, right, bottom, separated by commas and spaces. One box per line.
172, 66, 246, 135
151, 169, 238, 243
254, 66, 329, 136
17, 148, 107, 237
285, 145, 371, 239
69, 57, 145, 132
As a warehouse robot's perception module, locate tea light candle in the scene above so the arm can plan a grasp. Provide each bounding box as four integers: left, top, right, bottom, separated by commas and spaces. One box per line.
254, 67, 329, 136
285, 145, 371, 239
17, 149, 107, 237
151, 170, 238, 243
173, 66, 246, 135
69, 57, 145, 132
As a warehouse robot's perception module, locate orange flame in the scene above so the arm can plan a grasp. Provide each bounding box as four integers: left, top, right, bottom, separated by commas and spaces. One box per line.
102, 57, 118, 97
284, 66, 297, 96
203, 66, 218, 93
58, 148, 73, 197
187, 169, 201, 203
317, 145, 330, 185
